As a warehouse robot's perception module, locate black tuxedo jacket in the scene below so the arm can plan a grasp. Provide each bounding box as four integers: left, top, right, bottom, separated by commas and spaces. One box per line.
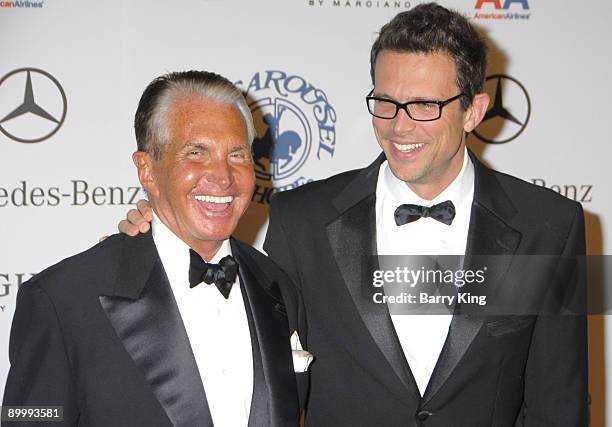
3, 232, 301, 427
264, 152, 587, 427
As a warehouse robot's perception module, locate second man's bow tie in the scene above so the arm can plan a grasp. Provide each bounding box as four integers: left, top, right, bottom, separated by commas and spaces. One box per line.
394, 200, 456, 226
189, 249, 239, 299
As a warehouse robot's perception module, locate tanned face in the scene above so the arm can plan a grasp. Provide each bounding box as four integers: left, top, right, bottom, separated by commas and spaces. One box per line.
134, 97, 255, 259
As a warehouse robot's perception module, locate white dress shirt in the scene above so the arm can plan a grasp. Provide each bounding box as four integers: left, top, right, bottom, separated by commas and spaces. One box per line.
375, 149, 474, 395
152, 214, 253, 427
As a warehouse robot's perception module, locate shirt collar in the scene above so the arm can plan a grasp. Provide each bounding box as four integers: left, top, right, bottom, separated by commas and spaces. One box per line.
208, 239, 232, 264
151, 212, 232, 287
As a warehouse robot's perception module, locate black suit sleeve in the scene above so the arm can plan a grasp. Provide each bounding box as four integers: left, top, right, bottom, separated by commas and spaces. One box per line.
264, 196, 311, 410
3, 282, 79, 426
264, 196, 309, 346
265, 195, 304, 291
522, 204, 588, 426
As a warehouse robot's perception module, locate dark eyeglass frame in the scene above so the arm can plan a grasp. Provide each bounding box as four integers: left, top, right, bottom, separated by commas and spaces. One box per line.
365, 90, 465, 122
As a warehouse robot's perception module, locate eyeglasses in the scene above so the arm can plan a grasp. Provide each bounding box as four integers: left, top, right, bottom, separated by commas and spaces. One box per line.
365, 90, 465, 121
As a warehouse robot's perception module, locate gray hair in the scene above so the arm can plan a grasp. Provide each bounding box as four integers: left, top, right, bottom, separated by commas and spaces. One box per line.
135, 70, 255, 160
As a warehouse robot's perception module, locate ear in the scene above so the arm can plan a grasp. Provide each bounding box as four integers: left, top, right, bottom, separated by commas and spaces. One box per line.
463, 93, 490, 133
132, 151, 159, 197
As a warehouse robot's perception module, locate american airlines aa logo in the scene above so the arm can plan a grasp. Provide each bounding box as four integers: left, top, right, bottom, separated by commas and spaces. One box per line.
473, 0, 530, 20
0, 68, 67, 143
237, 71, 337, 198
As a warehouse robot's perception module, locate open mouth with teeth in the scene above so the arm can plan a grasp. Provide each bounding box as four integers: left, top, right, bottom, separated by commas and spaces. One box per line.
194, 195, 234, 203
393, 142, 425, 153
193, 195, 235, 212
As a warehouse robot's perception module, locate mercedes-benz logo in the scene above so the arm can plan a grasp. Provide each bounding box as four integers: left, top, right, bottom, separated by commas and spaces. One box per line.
0, 68, 67, 143
472, 74, 530, 144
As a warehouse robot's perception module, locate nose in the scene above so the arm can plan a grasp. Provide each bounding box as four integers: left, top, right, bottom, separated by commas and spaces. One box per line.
392, 107, 417, 134
206, 158, 234, 189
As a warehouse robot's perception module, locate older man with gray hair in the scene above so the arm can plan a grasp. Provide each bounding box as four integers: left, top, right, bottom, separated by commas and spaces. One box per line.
3, 70, 303, 427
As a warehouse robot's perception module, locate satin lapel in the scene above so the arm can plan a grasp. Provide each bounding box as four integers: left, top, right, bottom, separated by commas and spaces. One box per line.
99, 233, 213, 427
422, 152, 522, 405
326, 155, 420, 403
231, 239, 299, 427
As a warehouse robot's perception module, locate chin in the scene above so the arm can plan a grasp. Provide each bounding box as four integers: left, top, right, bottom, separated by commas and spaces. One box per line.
388, 165, 423, 184
197, 229, 234, 242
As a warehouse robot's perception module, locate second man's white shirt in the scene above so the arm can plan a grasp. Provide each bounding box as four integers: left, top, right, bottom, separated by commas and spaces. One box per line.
375, 150, 475, 395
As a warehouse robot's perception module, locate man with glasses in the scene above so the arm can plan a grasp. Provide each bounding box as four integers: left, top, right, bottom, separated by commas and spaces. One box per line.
264, 3, 586, 425
120, 3, 587, 425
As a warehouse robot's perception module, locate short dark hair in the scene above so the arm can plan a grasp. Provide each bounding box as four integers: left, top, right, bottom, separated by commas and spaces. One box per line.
370, 3, 488, 109
134, 70, 254, 160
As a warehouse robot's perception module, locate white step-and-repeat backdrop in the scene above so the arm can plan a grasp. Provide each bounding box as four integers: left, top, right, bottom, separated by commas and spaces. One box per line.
1, 0, 610, 424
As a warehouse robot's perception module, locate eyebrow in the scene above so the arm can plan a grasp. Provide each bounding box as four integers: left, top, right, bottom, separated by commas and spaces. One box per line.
182, 142, 250, 153
230, 144, 251, 152
372, 92, 443, 102
183, 142, 209, 151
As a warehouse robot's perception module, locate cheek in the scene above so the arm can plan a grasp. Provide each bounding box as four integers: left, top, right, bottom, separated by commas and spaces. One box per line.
442, 123, 464, 147
443, 111, 466, 136
156, 167, 199, 207
170, 166, 200, 191
235, 165, 255, 191
372, 118, 390, 143
424, 120, 455, 146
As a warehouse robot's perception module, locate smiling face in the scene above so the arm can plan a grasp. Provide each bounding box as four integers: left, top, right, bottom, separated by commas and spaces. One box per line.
372, 50, 488, 200
134, 96, 255, 260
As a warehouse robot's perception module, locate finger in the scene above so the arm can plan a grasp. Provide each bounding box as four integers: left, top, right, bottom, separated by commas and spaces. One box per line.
127, 208, 146, 226
136, 199, 153, 221
99, 235, 108, 242
118, 219, 139, 236
138, 222, 151, 233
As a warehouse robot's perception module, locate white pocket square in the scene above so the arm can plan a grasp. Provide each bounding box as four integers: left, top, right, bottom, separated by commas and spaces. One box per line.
290, 330, 313, 373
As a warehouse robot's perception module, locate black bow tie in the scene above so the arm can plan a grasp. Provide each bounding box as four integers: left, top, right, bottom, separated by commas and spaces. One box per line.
394, 200, 456, 226
189, 249, 239, 299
